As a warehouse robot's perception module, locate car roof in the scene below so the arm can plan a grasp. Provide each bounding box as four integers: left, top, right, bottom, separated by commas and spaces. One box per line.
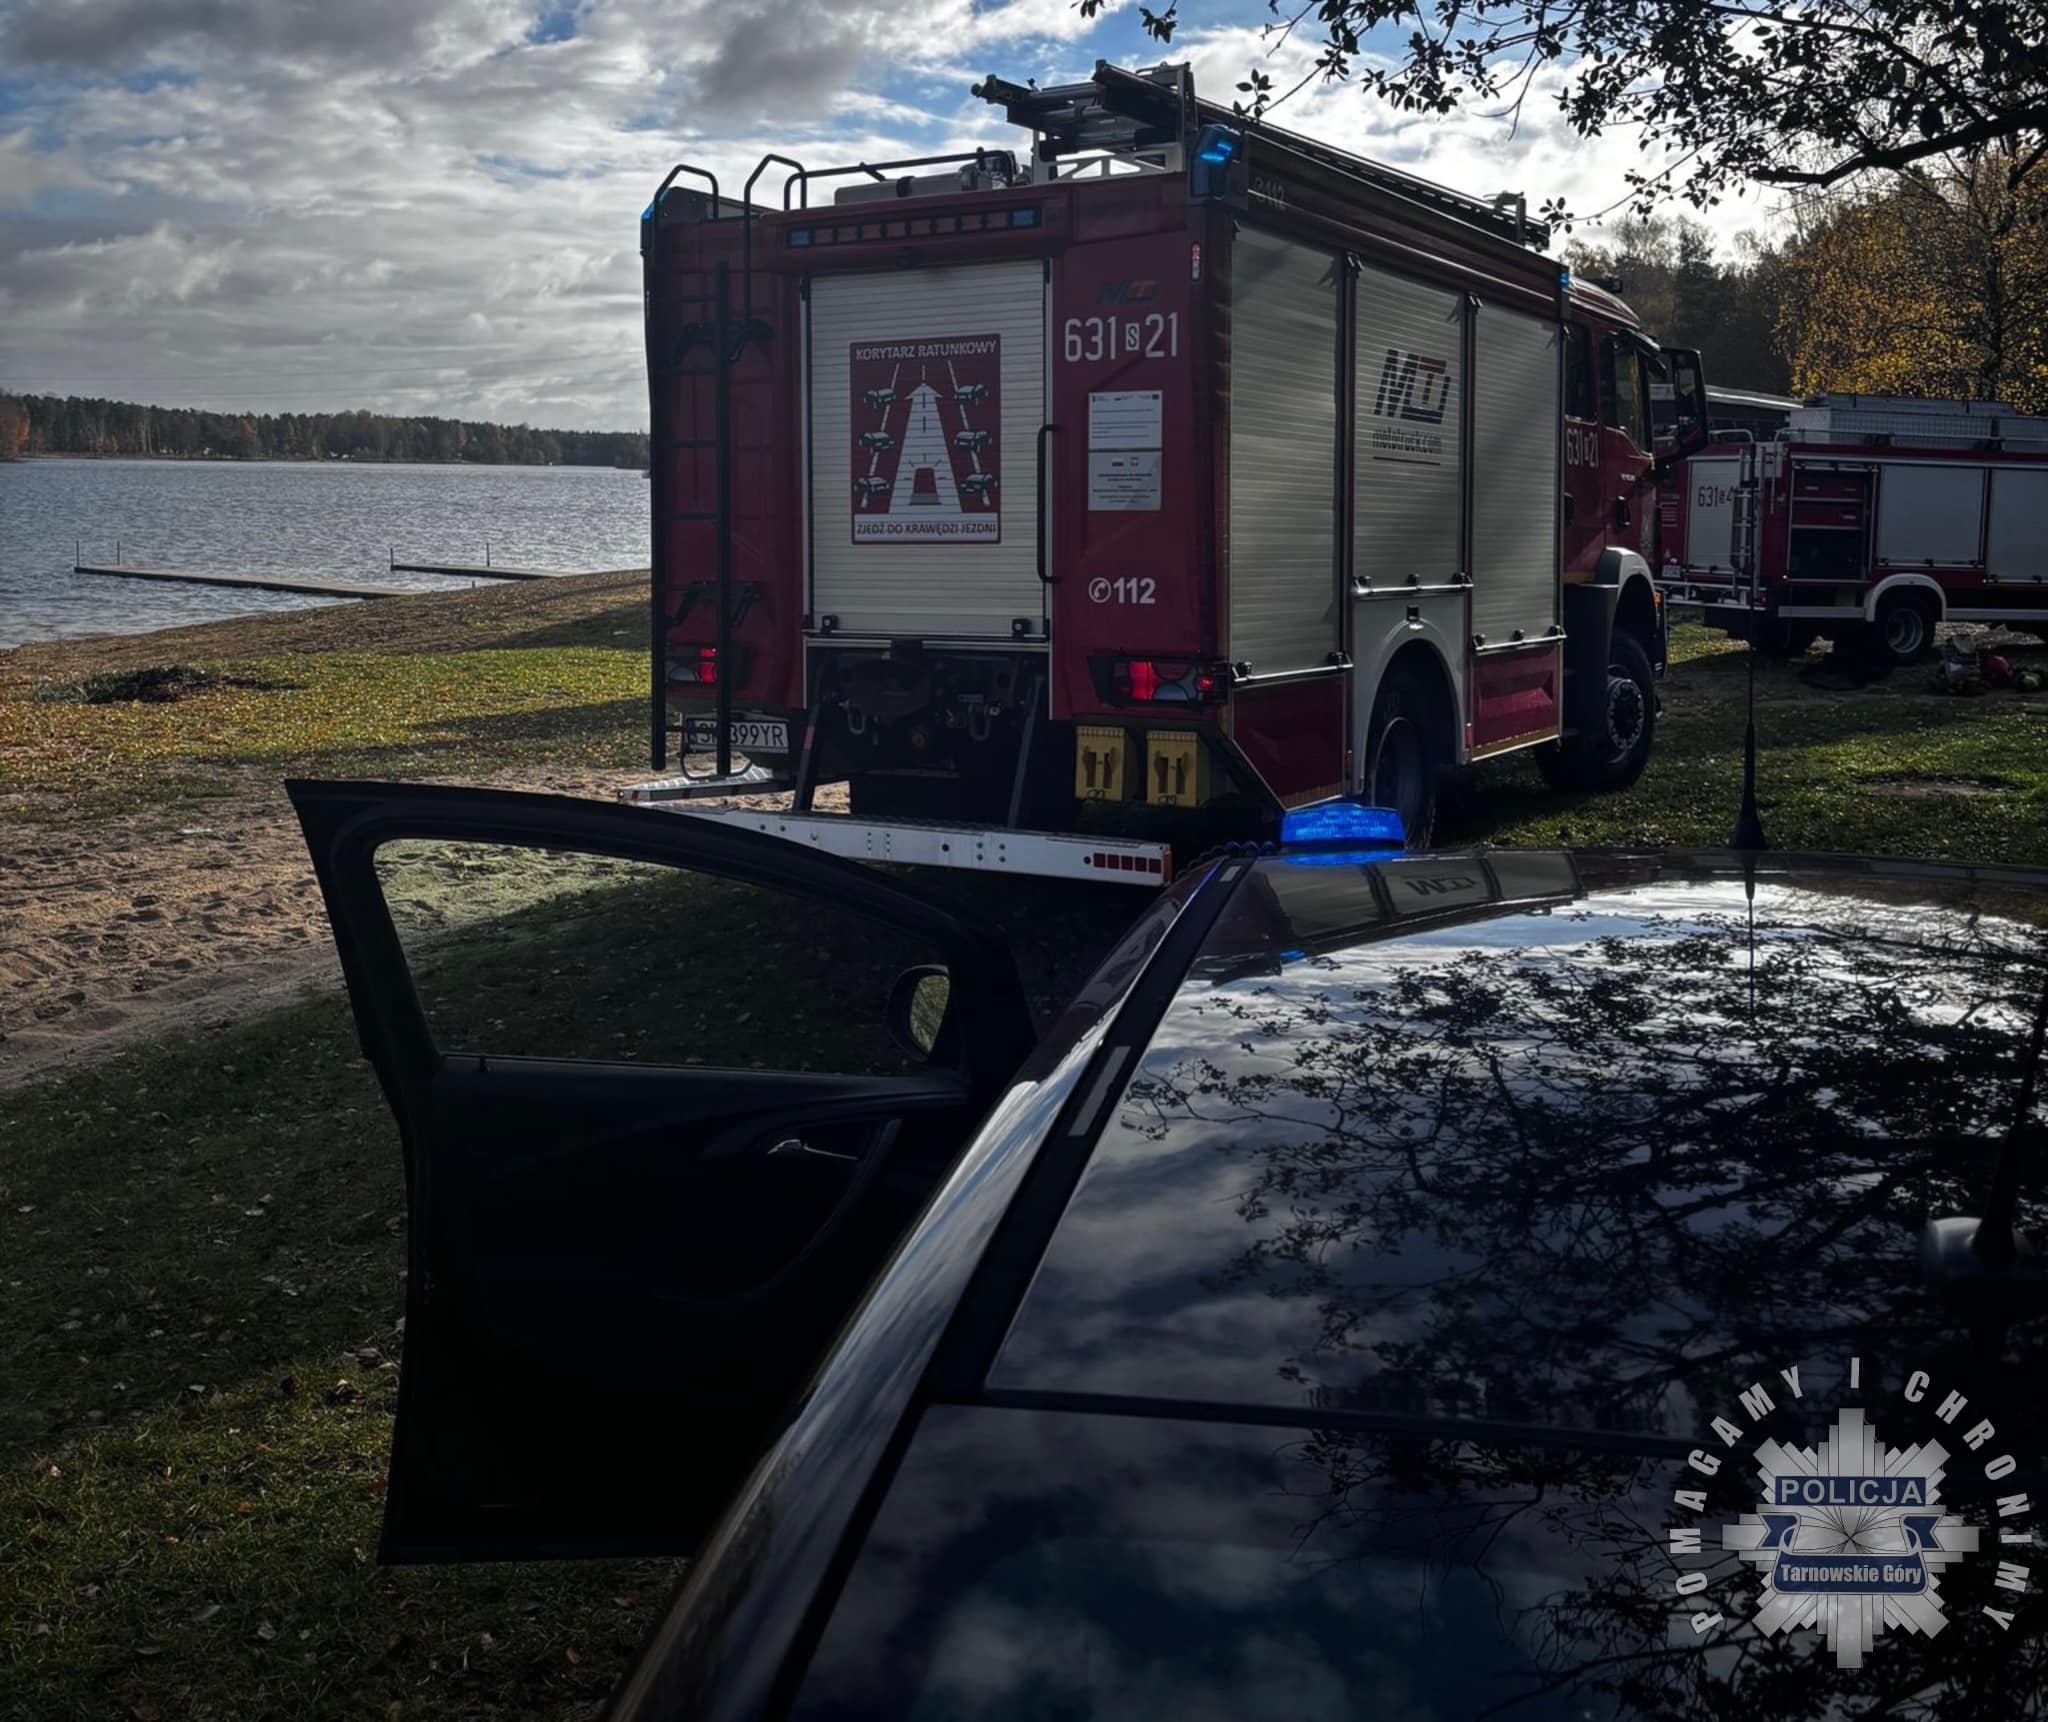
984, 850, 2048, 1443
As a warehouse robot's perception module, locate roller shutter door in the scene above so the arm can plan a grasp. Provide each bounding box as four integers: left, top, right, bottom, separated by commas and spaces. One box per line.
1227, 228, 1341, 676
809, 260, 1046, 637
1355, 266, 1464, 588
1470, 303, 1561, 644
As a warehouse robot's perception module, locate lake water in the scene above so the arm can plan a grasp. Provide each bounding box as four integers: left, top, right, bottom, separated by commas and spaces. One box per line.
0, 459, 651, 649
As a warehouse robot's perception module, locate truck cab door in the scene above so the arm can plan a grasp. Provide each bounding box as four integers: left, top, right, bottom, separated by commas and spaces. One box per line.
1561, 321, 1605, 574
288, 780, 1034, 1562
1598, 332, 1659, 560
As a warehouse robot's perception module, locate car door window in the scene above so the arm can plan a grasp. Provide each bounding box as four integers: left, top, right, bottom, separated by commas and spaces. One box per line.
374, 838, 938, 1074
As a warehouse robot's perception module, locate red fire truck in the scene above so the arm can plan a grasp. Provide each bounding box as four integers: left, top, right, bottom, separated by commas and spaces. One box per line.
1658, 394, 2048, 662
631, 62, 1699, 879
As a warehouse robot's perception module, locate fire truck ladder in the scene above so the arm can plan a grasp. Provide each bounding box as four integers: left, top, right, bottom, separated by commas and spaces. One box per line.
1730, 440, 1778, 623
642, 163, 779, 780
973, 60, 1544, 245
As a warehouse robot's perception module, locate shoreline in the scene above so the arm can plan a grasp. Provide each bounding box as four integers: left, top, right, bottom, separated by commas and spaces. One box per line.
0, 563, 651, 655
0, 564, 643, 675
6, 451, 649, 469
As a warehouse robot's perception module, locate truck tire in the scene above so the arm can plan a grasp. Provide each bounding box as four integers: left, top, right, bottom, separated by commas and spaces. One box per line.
1364, 663, 1447, 848
1873, 589, 1938, 665
1539, 630, 1656, 793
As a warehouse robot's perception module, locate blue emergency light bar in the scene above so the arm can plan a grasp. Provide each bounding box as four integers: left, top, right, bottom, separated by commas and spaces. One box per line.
1279, 801, 1406, 852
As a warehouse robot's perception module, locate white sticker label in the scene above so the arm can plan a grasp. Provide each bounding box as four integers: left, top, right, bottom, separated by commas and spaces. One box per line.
1088, 450, 1161, 512
1087, 390, 1163, 451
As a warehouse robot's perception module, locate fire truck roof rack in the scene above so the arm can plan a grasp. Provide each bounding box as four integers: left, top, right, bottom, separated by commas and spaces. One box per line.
972, 60, 1549, 248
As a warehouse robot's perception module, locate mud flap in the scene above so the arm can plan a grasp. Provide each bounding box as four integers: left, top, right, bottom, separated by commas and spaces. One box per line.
1561, 582, 1619, 742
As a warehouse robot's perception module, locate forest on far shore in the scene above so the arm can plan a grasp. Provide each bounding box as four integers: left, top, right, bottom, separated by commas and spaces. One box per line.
0, 394, 649, 468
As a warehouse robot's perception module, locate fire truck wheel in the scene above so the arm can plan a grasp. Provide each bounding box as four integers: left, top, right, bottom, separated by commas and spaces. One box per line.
1873, 591, 1938, 665
1540, 631, 1657, 793
1364, 664, 1447, 848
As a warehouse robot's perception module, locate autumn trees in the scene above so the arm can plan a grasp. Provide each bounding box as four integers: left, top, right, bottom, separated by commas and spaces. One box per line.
0, 393, 28, 460
1564, 219, 1793, 394
1778, 154, 2048, 413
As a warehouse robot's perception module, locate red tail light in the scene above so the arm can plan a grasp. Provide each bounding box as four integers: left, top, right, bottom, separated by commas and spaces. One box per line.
1108, 657, 1232, 705
668, 646, 720, 687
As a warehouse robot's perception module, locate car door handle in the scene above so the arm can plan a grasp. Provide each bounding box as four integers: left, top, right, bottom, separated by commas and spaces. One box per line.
766, 1135, 860, 1165
1037, 423, 1058, 585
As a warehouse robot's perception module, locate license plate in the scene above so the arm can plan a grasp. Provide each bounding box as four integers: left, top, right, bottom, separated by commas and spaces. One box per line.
685, 718, 789, 754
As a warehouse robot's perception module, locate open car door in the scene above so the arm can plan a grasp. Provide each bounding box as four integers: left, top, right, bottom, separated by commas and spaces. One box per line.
288, 781, 1034, 1563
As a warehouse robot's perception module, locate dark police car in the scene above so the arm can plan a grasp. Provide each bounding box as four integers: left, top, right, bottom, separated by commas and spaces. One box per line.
293, 782, 2046, 1720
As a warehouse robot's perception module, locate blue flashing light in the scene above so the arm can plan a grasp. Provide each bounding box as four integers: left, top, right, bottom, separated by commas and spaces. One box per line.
1280, 801, 1406, 852
790, 228, 813, 248
641, 202, 656, 223
1198, 134, 1238, 165
1014, 206, 1039, 227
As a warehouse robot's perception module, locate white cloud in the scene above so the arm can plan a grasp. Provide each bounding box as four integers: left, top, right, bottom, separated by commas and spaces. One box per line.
0, 0, 1779, 428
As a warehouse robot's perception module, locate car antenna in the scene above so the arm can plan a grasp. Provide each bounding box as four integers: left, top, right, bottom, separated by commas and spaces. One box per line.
1921, 947, 2048, 1303
1730, 614, 1769, 850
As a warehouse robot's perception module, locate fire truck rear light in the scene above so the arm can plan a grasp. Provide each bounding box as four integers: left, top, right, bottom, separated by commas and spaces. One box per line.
1108, 657, 1231, 705
669, 647, 720, 686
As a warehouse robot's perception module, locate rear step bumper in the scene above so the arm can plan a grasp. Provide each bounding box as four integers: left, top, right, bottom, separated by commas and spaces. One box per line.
625, 765, 794, 801
628, 800, 1173, 887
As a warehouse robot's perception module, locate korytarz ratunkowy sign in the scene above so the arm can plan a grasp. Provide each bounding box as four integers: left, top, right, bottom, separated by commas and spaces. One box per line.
849, 336, 1001, 544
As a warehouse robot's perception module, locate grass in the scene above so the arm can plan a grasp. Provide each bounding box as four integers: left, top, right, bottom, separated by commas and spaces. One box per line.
0, 859, 1131, 1721
0, 989, 681, 1722
0, 575, 648, 823
1466, 624, 2048, 864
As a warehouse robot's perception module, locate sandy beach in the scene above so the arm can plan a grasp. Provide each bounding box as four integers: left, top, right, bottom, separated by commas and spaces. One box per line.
0, 572, 654, 1084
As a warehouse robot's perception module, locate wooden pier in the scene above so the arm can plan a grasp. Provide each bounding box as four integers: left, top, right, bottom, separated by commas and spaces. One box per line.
387, 559, 648, 581
72, 547, 649, 604
388, 559, 560, 581
75, 563, 411, 601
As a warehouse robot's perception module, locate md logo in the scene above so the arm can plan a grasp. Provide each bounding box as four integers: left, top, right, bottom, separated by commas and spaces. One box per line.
1373, 348, 1451, 425
1398, 873, 1476, 897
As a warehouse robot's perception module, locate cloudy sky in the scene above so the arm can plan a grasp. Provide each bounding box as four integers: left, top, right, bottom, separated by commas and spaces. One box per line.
0, 0, 1776, 431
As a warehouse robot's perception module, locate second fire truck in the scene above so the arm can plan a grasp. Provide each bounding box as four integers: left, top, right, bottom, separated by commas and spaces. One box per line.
1659, 393, 2048, 662
633, 62, 1704, 878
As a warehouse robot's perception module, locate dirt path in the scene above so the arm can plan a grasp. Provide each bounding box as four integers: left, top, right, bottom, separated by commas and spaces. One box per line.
0, 766, 845, 1088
